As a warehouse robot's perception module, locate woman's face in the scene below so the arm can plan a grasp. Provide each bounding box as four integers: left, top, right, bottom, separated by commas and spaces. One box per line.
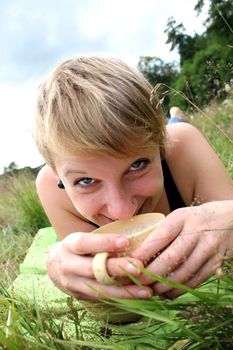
55, 147, 164, 226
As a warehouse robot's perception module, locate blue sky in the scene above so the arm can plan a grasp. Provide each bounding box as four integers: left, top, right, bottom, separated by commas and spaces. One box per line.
0, 0, 209, 173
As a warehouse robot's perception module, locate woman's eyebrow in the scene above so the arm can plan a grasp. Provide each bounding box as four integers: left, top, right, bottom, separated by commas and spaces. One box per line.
63, 169, 87, 176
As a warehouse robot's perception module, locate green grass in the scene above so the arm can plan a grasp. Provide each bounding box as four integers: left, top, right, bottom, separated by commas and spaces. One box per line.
0, 170, 50, 235
188, 98, 233, 177
0, 170, 50, 289
0, 98, 232, 349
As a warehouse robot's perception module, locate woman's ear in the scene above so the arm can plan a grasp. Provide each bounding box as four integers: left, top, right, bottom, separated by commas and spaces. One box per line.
57, 180, 65, 189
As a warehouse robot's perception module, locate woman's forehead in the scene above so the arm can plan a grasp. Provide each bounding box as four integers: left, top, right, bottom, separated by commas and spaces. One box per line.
55, 147, 160, 174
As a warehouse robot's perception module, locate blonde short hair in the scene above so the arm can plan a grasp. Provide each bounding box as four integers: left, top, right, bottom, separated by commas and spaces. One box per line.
34, 56, 166, 167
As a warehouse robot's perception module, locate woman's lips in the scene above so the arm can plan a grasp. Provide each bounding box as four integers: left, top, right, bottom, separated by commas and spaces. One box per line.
136, 200, 147, 215
98, 215, 116, 225
94, 197, 153, 226
99, 203, 147, 225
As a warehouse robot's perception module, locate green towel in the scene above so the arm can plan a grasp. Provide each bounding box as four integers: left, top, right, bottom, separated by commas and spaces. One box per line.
19, 226, 57, 275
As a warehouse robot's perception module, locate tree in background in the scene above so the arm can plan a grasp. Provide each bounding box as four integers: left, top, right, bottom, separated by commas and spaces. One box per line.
137, 57, 179, 88
195, 0, 233, 44
3, 161, 18, 174
138, 0, 233, 111
137, 57, 179, 114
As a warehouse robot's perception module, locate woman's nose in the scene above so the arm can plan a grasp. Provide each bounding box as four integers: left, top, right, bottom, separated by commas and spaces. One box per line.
106, 188, 137, 220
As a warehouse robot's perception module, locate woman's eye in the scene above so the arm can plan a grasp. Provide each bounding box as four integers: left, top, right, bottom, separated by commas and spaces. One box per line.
130, 159, 149, 171
75, 177, 95, 187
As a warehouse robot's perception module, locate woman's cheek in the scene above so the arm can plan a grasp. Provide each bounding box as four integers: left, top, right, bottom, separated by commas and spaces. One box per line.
71, 194, 100, 222
137, 172, 163, 197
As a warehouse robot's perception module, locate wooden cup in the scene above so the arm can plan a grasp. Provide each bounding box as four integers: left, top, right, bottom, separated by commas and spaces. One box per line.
84, 213, 165, 323
92, 213, 165, 285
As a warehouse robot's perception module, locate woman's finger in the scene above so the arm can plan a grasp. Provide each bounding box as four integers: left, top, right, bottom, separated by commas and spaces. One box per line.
62, 276, 153, 300
152, 236, 214, 294
132, 209, 185, 262
107, 257, 143, 278
59, 255, 143, 279
62, 231, 130, 255
161, 253, 223, 298
151, 218, 231, 294
137, 227, 198, 285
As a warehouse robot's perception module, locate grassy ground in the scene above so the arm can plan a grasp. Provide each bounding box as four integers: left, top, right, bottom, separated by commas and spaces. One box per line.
188, 98, 233, 178
0, 97, 232, 349
0, 170, 50, 288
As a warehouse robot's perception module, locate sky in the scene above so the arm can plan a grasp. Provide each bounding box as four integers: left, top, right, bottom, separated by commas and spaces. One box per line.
0, 0, 209, 174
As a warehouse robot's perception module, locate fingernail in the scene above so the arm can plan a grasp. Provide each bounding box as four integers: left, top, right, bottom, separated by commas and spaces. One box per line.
115, 236, 129, 249
137, 289, 151, 299
126, 263, 141, 275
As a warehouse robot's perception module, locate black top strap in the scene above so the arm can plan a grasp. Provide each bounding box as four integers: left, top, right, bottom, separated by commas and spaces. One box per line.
162, 159, 185, 211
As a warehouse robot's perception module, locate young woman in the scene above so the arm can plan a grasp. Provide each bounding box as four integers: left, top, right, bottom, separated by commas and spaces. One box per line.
34, 56, 233, 301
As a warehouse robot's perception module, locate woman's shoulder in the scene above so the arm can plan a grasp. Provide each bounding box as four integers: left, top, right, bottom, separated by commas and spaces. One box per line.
166, 122, 204, 143
163, 123, 199, 205
36, 164, 76, 216
36, 164, 58, 183
164, 122, 233, 203
164, 122, 216, 205
36, 164, 58, 187
165, 122, 205, 161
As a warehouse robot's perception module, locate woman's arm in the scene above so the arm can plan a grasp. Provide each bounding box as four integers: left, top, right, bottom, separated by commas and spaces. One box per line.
165, 123, 233, 204
133, 123, 233, 295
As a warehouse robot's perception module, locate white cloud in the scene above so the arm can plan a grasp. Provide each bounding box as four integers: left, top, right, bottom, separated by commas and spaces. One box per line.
0, 83, 44, 172
0, 0, 209, 173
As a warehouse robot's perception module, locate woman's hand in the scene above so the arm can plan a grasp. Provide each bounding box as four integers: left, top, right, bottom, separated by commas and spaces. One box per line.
132, 200, 233, 297
46, 232, 153, 300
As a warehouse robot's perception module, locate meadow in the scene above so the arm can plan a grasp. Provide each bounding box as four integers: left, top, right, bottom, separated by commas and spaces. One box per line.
0, 97, 232, 349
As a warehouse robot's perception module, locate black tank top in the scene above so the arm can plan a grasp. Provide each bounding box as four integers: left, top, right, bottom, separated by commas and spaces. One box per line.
162, 159, 185, 210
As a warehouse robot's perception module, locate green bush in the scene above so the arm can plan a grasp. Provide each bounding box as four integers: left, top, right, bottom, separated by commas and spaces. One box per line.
172, 43, 233, 109
0, 170, 50, 236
